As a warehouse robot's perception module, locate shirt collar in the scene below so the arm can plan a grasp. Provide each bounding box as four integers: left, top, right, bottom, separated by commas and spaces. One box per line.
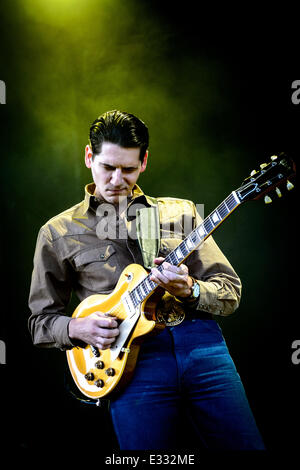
82, 183, 156, 215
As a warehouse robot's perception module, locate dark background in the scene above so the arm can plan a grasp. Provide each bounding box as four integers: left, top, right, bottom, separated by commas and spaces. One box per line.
0, 0, 298, 461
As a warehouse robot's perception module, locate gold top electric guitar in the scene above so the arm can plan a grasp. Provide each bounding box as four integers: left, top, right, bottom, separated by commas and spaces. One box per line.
67, 153, 296, 400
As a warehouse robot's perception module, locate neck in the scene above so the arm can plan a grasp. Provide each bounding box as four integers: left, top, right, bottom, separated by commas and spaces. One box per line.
94, 192, 133, 216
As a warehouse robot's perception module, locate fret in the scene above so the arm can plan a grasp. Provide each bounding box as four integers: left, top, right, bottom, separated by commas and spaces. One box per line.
130, 280, 149, 307
142, 277, 156, 295
225, 195, 234, 210
215, 208, 222, 219
217, 201, 229, 219
232, 190, 241, 204
204, 217, 214, 234
223, 198, 230, 212
175, 245, 184, 262
136, 287, 144, 302
191, 229, 200, 244
186, 236, 195, 250
226, 192, 238, 211
145, 276, 152, 286
179, 240, 189, 257
196, 225, 206, 240
167, 251, 179, 266
139, 282, 146, 297
226, 194, 234, 208
140, 280, 149, 296
130, 291, 138, 307
149, 277, 156, 288
210, 211, 220, 225
147, 278, 157, 290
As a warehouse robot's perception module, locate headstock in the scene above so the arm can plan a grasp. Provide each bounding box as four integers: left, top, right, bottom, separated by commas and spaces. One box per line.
236, 153, 296, 204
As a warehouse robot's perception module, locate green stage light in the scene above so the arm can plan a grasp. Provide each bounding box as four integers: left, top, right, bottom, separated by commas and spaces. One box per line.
19, 0, 100, 26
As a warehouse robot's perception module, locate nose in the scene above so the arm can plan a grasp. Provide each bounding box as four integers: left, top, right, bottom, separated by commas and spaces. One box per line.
110, 168, 124, 187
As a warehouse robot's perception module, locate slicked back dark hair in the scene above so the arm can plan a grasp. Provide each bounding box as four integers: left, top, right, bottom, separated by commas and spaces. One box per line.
89, 110, 149, 161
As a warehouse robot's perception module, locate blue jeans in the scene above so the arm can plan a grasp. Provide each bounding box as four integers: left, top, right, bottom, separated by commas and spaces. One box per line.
110, 317, 265, 450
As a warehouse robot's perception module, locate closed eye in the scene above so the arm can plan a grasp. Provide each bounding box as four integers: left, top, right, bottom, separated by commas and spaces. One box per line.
101, 163, 138, 173
122, 167, 138, 173
101, 163, 115, 171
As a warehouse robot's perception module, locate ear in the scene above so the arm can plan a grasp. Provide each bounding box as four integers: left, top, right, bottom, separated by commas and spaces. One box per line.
140, 150, 148, 173
85, 145, 93, 169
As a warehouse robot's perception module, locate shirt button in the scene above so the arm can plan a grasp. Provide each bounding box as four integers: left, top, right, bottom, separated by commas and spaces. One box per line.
100, 254, 105, 259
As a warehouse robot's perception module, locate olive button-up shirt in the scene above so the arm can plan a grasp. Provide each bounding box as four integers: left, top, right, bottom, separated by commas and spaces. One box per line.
28, 183, 242, 350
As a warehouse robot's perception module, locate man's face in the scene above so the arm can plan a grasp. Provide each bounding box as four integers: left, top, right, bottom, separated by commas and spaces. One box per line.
85, 142, 147, 204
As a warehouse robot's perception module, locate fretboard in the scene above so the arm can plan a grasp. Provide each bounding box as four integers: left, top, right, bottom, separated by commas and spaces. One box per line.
128, 191, 241, 308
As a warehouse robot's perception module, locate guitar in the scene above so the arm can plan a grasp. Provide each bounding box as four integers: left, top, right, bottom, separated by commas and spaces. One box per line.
66, 153, 296, 399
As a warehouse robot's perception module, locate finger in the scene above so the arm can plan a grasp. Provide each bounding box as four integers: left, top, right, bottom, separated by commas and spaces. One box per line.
94, 314, 119, 328
150, 267, 170, 285
153, 257, 165, 265
165, 262, 189, 276
161, 262, 187, 275
95, 336, 117, 350
160, 269, 182, 283
97, 327, 120, 338
160, 264, 189, 283
180, 263, 189, 274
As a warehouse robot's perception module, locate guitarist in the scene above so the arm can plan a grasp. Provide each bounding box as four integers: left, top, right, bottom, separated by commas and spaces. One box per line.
28, 110, 265, 450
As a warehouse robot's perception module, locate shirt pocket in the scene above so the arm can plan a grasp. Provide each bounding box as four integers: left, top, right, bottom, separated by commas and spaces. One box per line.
73, 244, 120, 293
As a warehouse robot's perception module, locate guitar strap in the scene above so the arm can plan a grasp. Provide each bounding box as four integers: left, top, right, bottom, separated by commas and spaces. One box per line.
136, 196, 188, 328
135, 196, 160, 269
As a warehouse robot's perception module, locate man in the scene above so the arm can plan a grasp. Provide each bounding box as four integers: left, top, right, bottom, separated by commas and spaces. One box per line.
28, 110, 265, 450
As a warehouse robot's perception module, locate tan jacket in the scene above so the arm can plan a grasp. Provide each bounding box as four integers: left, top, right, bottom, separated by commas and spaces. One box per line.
28, 184, 241, 349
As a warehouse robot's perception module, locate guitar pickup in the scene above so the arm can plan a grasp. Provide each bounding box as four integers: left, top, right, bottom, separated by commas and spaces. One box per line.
109, 310, 140, 362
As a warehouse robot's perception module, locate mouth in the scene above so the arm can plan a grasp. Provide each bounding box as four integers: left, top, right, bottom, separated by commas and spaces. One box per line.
107, 188, 127, 194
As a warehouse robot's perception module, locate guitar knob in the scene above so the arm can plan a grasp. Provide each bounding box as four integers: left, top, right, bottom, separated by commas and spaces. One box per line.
95, 379, 104, 388
260, 163, 268, 169
95, 360, 104, 369
264, 195, 272, 204
84, 372, 94, 381
105, 368, 115, 377
286, 180, 294, 191
271, 155, 278, 161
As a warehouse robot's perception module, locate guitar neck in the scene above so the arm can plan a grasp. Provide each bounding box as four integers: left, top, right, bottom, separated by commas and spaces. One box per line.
128, 190, 241, 308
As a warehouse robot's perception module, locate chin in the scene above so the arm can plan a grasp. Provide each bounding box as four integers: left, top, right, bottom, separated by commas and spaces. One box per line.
105, 192, 130, 204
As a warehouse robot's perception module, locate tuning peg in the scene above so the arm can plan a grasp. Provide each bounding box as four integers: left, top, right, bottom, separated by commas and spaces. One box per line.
271, 155, 278, 161
275, 187, 282, 198
264, 195, 272, 204
286, 180, 294, 191
260, 163, 268, 169
250, 170, 256, 176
